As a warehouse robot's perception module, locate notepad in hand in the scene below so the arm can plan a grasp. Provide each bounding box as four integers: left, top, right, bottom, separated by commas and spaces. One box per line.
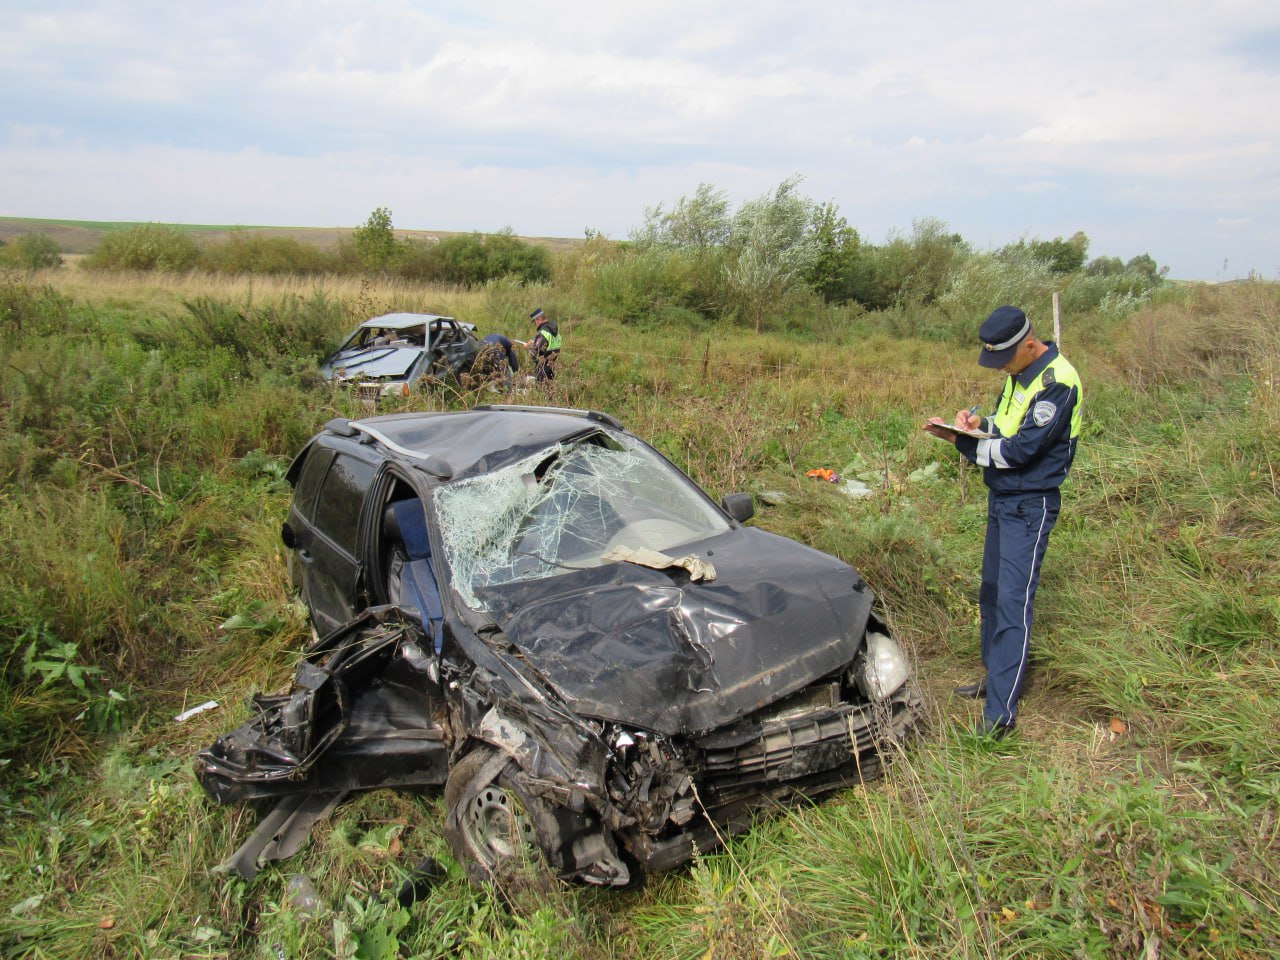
923, 417, 995, 439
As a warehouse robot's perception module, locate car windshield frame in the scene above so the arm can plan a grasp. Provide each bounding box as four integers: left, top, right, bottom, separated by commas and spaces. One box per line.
431, 432, 732, 611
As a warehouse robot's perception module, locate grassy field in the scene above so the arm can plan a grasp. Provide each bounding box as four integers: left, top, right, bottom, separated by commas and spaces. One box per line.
0, 264, 1276, 959
0, 217, 584, 257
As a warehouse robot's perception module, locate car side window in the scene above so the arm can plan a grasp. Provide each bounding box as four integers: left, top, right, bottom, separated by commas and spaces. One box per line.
292, 448, 334, 522
312, 455, 377, 554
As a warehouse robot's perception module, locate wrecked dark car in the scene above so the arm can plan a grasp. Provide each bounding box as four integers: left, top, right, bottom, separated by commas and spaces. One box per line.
320, 312, 482, 402
196, 406, 921, 886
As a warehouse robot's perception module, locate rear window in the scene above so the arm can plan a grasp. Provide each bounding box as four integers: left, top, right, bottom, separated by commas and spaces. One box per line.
311, 455, 377, 554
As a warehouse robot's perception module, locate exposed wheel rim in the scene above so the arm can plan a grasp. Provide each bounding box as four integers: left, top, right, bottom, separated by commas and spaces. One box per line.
462, 782, 536, 867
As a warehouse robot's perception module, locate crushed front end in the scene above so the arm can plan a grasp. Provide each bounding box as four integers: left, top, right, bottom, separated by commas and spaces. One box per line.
594, 622, 920, 876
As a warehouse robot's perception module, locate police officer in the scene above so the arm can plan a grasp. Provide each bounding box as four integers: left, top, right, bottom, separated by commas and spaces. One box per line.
925, 305, 1083, 738
526, 307, 562, 382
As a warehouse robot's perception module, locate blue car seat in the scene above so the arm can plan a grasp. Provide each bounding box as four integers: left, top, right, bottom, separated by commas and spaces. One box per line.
383, 499, 444, 653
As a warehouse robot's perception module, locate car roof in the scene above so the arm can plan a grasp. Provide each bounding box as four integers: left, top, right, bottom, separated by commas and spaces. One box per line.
328, 406, 627, 481
358, 312, 473, 331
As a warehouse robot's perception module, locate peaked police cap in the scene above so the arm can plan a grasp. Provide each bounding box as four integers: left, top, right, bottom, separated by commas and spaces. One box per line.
977, 305, 1031, 369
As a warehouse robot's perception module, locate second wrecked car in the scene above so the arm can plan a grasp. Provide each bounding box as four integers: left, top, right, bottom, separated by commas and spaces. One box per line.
196, 406, 921, 886
320, 312, 482, 401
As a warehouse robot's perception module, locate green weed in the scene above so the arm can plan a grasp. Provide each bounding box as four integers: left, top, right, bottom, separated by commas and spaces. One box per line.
0, 271, 1277, 959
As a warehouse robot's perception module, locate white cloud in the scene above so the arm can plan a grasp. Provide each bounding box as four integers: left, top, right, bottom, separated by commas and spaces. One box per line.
1, 0, 1278, 279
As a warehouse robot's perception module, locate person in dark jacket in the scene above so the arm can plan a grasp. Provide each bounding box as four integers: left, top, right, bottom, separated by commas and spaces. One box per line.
525, 307, 562, 382
474, 333, 519, 390
925, 305, 1083, 738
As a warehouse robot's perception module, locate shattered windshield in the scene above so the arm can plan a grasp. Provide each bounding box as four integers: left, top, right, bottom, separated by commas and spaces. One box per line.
434, 434, 731, 610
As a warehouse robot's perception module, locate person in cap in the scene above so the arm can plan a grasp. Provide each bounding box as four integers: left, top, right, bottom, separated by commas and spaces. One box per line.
924, 305, 1083, 738
525, 307, 562, 382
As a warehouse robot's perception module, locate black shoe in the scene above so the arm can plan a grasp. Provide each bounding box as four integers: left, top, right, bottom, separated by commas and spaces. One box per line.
955, 679, 987, 699
973, 717, 1016, 740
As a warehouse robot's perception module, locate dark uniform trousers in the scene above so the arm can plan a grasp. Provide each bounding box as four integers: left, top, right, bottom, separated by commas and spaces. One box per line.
980, 489, 1061, 728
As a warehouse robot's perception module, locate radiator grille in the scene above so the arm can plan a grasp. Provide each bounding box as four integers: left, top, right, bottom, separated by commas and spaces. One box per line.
696, 696, 901, 801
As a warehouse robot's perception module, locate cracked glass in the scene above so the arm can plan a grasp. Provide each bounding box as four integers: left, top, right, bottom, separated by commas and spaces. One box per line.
434, 434, 731, 610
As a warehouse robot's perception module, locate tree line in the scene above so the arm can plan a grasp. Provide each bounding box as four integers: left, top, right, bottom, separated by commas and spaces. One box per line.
2, 180, 1168, 334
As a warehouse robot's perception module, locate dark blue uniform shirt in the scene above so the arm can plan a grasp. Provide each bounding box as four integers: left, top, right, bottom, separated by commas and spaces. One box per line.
955, 343, 1079, 495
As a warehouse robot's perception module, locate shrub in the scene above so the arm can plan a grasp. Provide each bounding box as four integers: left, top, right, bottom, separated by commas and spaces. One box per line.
171, 293, 348, 368
0, 233, 63, 270
848, 218, 969, 312
0, 279, 74, 337
83, 223, 201, 272
936, 245, 1057, 340
1117, 280, 1280, 386
581, 244, 721, 324
199, 230, 335, 275
804, 201, 861, 304
399, 230, 552, 287
1060, 269, 1162, 320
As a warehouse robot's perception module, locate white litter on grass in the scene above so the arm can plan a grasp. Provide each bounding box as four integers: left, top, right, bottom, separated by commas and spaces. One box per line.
840, 479, 874, 498
175, 700, 220, 723
907, 462, 942, 483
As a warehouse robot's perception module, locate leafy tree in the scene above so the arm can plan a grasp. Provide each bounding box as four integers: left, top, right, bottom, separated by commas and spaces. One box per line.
899, 218, 968, 304
1085, 255, 1125, 277
1028, 231, 1089, 274
635, 183, 731, 251
1002, 232, 1089, 275
805, 202, 860, 303
354, 207, 403, 272
725, 176, 819, 332
1126, 253, 1165, 281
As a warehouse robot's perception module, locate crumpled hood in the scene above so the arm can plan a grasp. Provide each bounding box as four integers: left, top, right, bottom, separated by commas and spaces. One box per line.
322, 347, 419, 381
473, 528, 873, 736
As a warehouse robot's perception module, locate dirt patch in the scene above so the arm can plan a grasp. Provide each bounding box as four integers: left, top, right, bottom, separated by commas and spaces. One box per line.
0, 221, 105, 254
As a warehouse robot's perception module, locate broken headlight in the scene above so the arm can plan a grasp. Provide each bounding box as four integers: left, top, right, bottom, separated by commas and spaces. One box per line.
853, 631, 909, 701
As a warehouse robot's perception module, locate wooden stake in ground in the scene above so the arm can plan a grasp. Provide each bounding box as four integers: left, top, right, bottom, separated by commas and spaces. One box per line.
1052, 291, 1062, 345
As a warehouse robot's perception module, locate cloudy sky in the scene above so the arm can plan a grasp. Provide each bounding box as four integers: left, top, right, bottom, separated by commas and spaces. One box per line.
3, 1, 1277, 280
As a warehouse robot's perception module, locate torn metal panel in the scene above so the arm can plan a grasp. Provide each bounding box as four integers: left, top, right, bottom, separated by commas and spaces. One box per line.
195, 608, 449, 803
217, 791, 349, 880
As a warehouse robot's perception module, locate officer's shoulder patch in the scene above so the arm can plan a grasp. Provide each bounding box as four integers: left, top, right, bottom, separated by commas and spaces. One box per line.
1042, 366, 1057, 386
1032, 400, 1057, 427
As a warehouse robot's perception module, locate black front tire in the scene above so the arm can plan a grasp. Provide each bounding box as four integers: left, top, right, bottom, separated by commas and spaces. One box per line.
443, 746, 550, 887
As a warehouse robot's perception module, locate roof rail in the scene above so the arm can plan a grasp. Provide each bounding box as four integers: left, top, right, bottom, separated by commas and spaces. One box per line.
473, 404, 625, 431
349, 422, 452, 479
323, 417, 358, 437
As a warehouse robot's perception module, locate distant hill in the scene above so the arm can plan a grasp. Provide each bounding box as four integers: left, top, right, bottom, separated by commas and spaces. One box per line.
0, 217, 583, 256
